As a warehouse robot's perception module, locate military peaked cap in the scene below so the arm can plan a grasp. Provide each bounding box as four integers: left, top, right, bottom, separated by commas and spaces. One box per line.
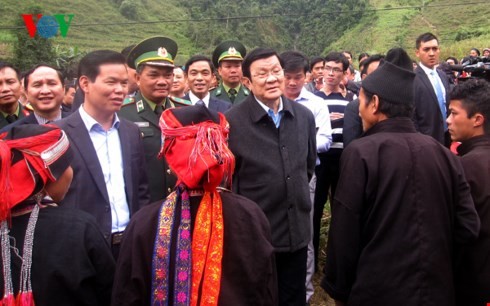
127, 36, 178, 69
212, 40, 246, 67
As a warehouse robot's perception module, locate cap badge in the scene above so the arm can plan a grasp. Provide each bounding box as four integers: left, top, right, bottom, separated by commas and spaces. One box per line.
228, 47, 237, 55
157, 47, 168, 58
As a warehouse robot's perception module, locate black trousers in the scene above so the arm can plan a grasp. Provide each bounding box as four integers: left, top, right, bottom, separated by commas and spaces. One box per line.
275, 246, 308, 306
313, 152, 341, 269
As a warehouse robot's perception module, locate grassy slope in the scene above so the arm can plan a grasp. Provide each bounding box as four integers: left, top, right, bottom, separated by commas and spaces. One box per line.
1, 0, 488, 63
326, 0, 490, 62
0, 0, 194, 64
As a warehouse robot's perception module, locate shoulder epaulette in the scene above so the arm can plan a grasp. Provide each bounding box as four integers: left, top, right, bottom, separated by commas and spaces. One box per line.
169, 96, 192, 106
122, 96, 136, 106
25, 103, 34, 111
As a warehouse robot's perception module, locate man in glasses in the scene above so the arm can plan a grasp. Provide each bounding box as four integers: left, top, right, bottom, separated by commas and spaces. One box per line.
225, 48, 316, 305
312, 52, 354, 270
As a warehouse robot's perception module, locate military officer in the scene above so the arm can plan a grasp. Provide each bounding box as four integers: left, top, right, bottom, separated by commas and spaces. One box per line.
210, 40, 249, 105
119, 36, 191, 202
0, 62, 31, 129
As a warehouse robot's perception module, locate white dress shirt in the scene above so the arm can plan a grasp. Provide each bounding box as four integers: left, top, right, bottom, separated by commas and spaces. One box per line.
79, 105, 129, 232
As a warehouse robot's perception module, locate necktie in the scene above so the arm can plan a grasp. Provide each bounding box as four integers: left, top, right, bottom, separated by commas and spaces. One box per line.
228, 88, 237, 103
196, 100, 205, 106
430, 71, 447, 130
155, 104, 164, 117
5, 114, 17, 123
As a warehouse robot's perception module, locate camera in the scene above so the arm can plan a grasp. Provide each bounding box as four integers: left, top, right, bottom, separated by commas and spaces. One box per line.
449, 56, 490, 82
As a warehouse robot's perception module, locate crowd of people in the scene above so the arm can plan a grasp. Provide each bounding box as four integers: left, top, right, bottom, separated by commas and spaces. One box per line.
0, 31, 488, 306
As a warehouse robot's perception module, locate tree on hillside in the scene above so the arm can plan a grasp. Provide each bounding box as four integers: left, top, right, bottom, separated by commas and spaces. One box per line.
12, 5, 56, 72
180, 0, 367, 57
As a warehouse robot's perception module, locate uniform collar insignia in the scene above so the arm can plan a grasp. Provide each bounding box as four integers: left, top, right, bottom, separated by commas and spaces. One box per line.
136, 100, 145, 113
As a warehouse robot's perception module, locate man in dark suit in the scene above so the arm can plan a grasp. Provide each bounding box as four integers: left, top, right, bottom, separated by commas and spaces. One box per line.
225, 48, 316, 305
413, 32, 451, 145
0, 65, 70, 133
183, 55, 232, 113
211, 40, 250, 105
0, 61, 30, 129
57, 50, 150, 259
119, 37, 190, 202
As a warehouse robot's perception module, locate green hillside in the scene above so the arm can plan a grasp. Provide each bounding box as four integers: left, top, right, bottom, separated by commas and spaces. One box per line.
0, 0, 488, 67
327, 0, 490, 61
0, 0, 195, 63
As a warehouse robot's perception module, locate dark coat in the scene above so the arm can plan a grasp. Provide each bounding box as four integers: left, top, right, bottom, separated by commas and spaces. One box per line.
0, 102, 31, 129
183, 93, 232, 113
455, 135, 490, 306
210, 83, 250, 105
322, 118, 480, 305
118, 92, 179, 202
1, 206, 115, 305
0, 109, 72, 133
413, 66, 451, 144
111, 191, 278, 306
342, 98, 362, 148
56, 110, 151, 243
225, 95, 317, 252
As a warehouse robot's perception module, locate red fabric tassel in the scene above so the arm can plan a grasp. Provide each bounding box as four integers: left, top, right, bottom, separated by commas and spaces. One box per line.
15, 292, 34, 306
1, 294, 16, 306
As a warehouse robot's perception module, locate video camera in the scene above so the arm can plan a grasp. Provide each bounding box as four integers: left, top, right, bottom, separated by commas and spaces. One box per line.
449, 56, 490, 82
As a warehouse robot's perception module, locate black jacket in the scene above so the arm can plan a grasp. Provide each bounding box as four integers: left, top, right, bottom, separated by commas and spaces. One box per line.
413, 66, 451, 144
225, 95, 316, 252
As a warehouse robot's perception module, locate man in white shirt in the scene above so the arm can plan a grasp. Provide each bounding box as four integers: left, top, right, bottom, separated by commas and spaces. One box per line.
183, 55, 232, 113
413, 32, 451, 146
57, 50, 150, 259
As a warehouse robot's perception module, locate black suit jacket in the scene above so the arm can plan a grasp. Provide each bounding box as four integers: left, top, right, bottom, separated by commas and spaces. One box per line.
413, 66, 450, 144
56, 111, 150, 243
0, 109, 71, 133
184, 93, 232, 113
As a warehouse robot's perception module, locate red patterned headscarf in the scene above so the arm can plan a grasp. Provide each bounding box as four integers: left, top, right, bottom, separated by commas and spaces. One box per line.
159, 107, 234, 191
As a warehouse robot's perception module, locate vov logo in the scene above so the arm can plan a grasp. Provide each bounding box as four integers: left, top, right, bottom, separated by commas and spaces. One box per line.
22, 14, 75, 38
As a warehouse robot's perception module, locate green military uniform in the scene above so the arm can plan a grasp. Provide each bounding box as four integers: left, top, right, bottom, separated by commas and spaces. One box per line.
210, 83, 249, 105
118, 36, 191, 202
0, 102, 31, 129
119, 92, 190, 201
211, 40, 248, 105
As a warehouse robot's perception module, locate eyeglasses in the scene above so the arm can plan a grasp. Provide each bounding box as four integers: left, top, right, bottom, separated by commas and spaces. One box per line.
252, 68, 284, 80
324, 66, 343, 74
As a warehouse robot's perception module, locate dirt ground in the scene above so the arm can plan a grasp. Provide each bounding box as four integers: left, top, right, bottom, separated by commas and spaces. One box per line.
310, 270, 335, 306
309, 205, 335, 306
